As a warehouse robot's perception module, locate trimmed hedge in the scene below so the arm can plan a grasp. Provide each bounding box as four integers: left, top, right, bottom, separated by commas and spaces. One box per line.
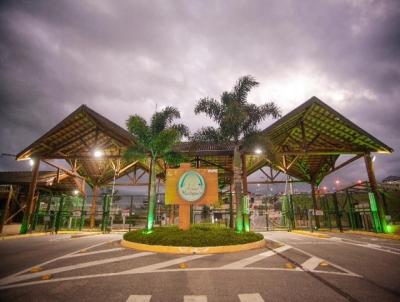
123, 224, 264, 247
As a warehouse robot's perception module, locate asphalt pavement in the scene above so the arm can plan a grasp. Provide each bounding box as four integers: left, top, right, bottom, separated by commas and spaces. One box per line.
0, 231, 399, 302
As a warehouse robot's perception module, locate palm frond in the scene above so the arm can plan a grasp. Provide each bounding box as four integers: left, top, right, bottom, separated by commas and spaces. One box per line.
171, 123, 190, 137
233, 75, 259, 104
163, 151, 184, 167
126, 115, 151, 146
258, 102, 281, 119
194, 97, 223, 122
123, 144, 148, 162
191, 126, 224, 142
152, 128, 181, 155
151, 106, 181, 134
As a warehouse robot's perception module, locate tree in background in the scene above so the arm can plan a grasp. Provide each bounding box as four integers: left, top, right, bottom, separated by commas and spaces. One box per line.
125, 107, 188, 231
193, 75, 280, 232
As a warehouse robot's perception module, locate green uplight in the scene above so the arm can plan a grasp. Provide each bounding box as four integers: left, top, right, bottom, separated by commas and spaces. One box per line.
142, 229, 154, 235
385, 224, 396, 234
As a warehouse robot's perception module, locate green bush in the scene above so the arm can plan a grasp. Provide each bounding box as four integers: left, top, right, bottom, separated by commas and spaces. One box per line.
123, 224, 264, 247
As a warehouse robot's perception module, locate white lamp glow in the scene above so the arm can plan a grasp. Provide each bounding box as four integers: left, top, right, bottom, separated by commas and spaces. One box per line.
254, 148, 262, 155
29, 159, 34, 166
94, 149, 104, 158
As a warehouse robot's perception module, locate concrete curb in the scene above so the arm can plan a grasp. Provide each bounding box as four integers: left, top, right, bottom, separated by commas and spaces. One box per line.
121, 238, 266, 254
291, 230, 330, 238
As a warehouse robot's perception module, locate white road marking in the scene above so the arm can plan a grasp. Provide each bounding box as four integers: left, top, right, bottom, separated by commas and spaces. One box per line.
121, 254, 209, 274
61, 247, 125, 258
0, 240, 112, 283
0, 252, 153, 286
221, 245, 291, 268
184, 295, 207, 302
328, 237, 400, 255
238, 293, 265, 302
126, 295, 152, 302
301, 256, 322, 271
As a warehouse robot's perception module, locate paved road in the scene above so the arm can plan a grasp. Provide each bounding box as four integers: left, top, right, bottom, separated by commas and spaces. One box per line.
0, 231, 399, 302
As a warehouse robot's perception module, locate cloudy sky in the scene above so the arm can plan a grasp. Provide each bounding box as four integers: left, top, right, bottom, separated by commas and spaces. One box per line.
0, 0, 399, 190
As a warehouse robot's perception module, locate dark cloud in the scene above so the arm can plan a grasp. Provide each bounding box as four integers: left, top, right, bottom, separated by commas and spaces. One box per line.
0, 0, 399, 186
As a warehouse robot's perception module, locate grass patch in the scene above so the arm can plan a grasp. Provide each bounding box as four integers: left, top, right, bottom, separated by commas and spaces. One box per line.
123, 224, 264, 247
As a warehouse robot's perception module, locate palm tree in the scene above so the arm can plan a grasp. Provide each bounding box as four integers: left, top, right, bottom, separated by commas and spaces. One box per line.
125, 107, 188, 231
193, 75, 280, 232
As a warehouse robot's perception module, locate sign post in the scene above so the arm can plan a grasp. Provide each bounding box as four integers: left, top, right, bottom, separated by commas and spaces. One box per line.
165, 163, 218, 230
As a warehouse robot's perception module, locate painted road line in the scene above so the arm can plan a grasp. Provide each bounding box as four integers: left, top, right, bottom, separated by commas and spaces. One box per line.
0, 251, 153, 286
184, 295, 207, 302
238, 293, 265, 302
126, 295, 152, 302
221, 245, 291, 268
329, 237, 400, 255
301, 256, 323, 271
121, 254, 210, 274
61, 247, 125, 258
289, 246, 361, 277
0, 239, 112, 284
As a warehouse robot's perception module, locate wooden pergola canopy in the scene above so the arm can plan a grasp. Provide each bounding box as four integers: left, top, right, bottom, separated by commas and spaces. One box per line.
16, 105, 145, 187
15, 97, 393, 188
247, 97, 393, 184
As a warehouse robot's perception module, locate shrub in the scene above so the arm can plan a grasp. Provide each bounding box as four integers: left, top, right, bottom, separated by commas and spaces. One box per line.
123, 224, 263, 247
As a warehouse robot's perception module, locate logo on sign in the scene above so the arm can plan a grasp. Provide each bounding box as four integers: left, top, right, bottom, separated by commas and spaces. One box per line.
178, 171, 206, 203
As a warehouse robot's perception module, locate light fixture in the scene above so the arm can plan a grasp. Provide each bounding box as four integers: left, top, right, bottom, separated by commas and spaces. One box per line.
73, 189, 79, 195
254, 148, 262, 155
335, 180, 340, 185
372, 155, 376, 162
93, 149, 104, 158
357, 180, 362, 184
29, 158, 34, 166
323, 186, 327, 191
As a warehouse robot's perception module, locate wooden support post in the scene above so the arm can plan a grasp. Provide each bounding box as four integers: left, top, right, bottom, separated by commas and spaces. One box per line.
20, 159, 40, 234
364, 153, 387, 232
90, 185, 99, 229
0, 185, 13, 234
179, 204, 191, 230
310, 183, 320, 229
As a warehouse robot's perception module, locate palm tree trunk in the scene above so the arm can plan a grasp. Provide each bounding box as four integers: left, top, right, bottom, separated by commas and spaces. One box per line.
147, 157, 157, 230
233, 145, 244, 232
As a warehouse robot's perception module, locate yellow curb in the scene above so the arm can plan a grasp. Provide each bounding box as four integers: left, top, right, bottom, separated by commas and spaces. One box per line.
179, 263, 188, 269
1, 233, 49, 240
121, 239, 266, 254
343, 230, 400, 241
291, 230, 330, 239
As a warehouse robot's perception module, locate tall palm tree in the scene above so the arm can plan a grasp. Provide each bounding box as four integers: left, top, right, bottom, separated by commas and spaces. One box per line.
125, 107, 188, 231
194, 75, 280, 232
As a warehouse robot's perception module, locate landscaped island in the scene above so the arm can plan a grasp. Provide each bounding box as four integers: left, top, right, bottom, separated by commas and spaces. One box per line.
123, 224, 263, 247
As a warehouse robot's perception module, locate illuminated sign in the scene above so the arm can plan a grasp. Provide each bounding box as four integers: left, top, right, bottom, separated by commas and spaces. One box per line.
178, 171, 206, 202
165, 163, 218, 205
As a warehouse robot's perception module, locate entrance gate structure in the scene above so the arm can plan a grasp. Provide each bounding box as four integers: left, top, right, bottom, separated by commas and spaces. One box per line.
15, 105, 158, 233
15, 97, 394, 233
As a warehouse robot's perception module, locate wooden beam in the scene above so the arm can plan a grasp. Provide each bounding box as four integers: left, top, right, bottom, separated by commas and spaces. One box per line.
323, 154, 363, 177
42, 159, 85, 180
118, 160, 139, 176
